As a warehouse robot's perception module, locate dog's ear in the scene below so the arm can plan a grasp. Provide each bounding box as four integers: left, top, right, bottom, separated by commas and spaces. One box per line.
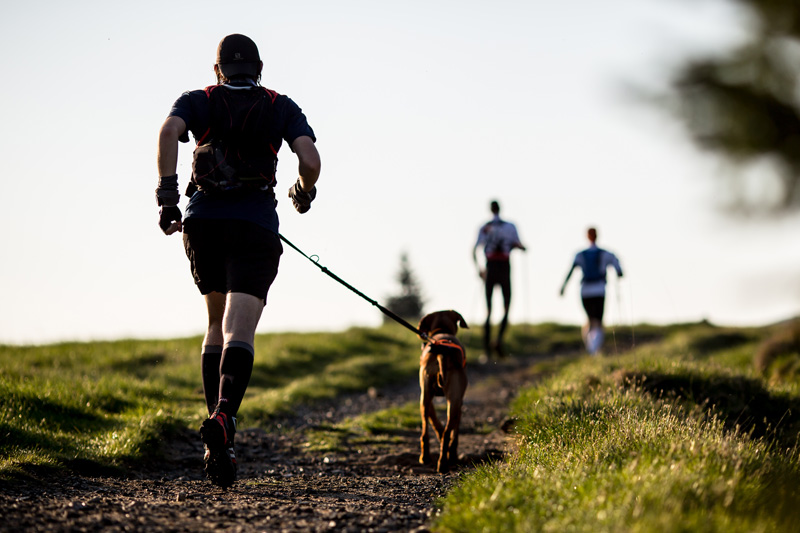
418, 313, 435, 338
448, 310, 468, 330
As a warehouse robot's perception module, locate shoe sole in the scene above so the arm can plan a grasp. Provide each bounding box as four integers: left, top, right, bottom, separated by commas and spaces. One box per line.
200, 418, 236, 488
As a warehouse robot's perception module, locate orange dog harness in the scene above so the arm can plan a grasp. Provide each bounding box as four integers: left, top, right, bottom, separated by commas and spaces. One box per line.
422, 339, 466, 368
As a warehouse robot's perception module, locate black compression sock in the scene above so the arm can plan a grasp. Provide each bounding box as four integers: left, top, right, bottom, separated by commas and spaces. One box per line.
218, 342, 255, 417
498, 312, 510, 343
201, 345, 223, 416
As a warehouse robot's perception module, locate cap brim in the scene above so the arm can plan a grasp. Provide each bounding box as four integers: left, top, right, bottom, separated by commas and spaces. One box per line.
219, 62, 259, 77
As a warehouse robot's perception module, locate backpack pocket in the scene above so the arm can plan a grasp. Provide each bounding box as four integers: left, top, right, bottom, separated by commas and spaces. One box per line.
191, 141, 238, 192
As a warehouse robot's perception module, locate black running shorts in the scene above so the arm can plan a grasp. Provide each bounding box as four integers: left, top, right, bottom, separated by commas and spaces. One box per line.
183, 218, 282, 301
581, 296, 605, 321
485, 259, 512, 305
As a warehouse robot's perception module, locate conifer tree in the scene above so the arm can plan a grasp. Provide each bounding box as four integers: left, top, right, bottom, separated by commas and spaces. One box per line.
669, 0, 800, 212
384, 252, 425, 322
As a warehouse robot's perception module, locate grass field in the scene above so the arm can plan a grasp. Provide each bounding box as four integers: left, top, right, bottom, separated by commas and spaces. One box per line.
2, 319, 800, 532
433, 320, 800, 532
0, 326, 424, 479
0, 321, 581, 480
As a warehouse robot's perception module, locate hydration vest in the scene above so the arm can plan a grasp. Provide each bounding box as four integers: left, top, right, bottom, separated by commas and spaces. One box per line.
580, 248, 606, 283
191, 84, 279, 194
483, 219, 511, 260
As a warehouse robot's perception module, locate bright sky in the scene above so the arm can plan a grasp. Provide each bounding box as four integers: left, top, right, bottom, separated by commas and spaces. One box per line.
1, 0, 799, 345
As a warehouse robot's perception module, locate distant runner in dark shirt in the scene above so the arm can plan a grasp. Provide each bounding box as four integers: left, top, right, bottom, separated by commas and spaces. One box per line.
473, 200, 526, 359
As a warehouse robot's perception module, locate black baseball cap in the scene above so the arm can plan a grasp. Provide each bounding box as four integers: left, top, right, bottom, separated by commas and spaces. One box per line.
216, 34, 260, 77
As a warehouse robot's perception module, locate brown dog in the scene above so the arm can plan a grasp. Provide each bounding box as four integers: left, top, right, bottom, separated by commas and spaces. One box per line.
417, 310, 468, 473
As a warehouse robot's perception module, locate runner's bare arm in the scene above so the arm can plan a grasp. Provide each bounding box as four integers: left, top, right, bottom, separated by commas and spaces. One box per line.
158, 116, 187, 177
292, 135, 321, 192
156, 116, 187, 235
560, 264, 575, 296
472, 245, 486, 279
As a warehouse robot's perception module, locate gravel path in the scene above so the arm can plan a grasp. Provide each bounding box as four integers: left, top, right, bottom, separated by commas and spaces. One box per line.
0, 352, 555, 532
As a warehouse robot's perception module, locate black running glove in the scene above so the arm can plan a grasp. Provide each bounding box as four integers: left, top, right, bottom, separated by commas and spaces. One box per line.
159, 205, 182, 234
288, 178, 317, 214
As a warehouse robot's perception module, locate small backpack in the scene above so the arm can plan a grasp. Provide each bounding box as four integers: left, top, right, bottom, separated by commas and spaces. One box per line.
191, 84, 279, 194
483, 219, 507, 257
580, 248, 606, 283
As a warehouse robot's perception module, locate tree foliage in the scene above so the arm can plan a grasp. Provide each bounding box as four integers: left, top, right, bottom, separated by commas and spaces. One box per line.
670, 0, 800, 212
384, 252, 425, 322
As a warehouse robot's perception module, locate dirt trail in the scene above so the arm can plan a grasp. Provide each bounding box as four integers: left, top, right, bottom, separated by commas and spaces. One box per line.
0, 352, 554, 532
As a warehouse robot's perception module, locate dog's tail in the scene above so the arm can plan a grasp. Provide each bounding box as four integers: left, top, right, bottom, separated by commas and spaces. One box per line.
436, 353, 447, 389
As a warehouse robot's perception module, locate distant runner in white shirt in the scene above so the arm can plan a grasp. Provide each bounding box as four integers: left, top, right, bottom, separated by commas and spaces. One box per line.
473, 200, 526, 359
559, 227, 623, 355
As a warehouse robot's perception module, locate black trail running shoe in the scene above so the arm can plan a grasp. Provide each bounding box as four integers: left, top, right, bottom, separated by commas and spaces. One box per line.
200, 410, 237, 488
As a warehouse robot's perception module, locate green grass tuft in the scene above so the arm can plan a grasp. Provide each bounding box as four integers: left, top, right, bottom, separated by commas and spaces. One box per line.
755, 320, 800, 384
304, 402, 421, 453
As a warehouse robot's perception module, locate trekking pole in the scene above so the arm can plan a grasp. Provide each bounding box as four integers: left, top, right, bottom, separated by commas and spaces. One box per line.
626, 277, 636, 349
278, 233, 430, 341
611, 276, 620, 355
521, 250, 530, 326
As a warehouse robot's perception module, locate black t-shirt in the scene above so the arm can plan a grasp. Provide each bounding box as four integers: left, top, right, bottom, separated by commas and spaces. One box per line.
168, 80, 316, 232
